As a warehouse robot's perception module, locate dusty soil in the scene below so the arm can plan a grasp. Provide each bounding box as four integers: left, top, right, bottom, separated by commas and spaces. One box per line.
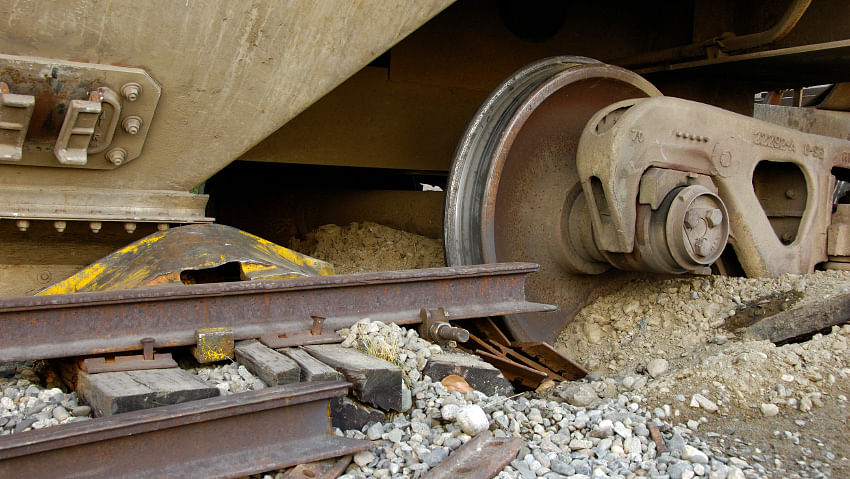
556, 272, 850, 478
289, 222, 445, 274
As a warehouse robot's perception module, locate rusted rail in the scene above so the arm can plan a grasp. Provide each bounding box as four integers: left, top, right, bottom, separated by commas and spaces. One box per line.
0, 263, 554, 361
0, 381, 371, 479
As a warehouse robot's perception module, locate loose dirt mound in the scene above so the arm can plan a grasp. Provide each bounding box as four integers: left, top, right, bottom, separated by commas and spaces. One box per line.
289, 222, 445, 274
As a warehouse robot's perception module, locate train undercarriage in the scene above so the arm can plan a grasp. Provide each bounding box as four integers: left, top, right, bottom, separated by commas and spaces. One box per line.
2, 0, 850, 344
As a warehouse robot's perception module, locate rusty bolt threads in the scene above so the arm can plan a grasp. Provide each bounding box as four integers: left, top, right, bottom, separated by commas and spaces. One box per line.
432, 323, 470, 343
0, 82, 9, 93
106, 148, 127, 166
122, 116, 143, 135
121, 82, 142, 101
705, 209, 723, 228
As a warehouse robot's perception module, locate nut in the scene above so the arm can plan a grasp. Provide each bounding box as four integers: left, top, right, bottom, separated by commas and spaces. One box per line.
120, 82, 142, 101
106, 148, 127, 166
122, 116, 143, 135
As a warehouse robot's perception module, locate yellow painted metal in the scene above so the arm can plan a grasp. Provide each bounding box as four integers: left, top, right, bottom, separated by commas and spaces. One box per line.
192, 328, 236, 364
38, 224, 333, 295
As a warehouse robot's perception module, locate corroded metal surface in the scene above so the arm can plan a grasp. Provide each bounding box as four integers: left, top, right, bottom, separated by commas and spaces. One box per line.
424, 431, 523, 479
0, 262, 554, 361
444, 57, 660, 343
0, 381, 372, 479
38, 224, 334, 295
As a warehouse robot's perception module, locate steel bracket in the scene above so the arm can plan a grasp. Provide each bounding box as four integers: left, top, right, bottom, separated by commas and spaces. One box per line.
0, 82, 35, 161
0, 53, 160, 169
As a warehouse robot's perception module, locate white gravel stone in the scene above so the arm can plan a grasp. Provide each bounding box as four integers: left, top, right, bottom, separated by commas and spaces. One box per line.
682, 445, 709, 464
647, 358, 669, 378
689, 393, 718, 412
455, 404, 489, 435
760, 403, 780, 417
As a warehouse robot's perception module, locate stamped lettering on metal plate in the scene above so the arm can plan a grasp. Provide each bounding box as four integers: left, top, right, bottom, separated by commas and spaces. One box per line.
753, 131, 795, 152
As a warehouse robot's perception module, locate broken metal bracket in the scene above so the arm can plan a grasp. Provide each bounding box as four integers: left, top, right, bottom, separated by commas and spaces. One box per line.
461, 318, 586, 388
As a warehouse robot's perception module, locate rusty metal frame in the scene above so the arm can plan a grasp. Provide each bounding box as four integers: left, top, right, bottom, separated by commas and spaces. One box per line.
0, 262, 554, 361
0, 381, 372, 479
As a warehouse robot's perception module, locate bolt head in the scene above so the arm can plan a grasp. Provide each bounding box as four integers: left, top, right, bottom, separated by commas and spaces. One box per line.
693, 237, 712, 257
705, 208, 723, 228
684, 210, 702, 229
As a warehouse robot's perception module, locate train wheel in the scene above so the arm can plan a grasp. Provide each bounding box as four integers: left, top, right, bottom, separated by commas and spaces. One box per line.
444, 57, 661, 343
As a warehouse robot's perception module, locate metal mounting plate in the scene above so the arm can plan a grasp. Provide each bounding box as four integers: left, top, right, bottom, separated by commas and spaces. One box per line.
0, 53, 160, 169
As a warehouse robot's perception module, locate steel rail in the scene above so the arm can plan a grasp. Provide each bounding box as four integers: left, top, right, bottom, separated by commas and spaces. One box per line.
0, 381, 372, 479
0, 262, 555, 361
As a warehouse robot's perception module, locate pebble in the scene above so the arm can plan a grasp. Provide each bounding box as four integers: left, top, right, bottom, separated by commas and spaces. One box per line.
353, 451, 375, 467
560, 383, 598, 407
682, 445, 709, 464
455, 404, 489, 435
690, 394, 719, 412
760, 403, 780, 417
647, 358, 669, 378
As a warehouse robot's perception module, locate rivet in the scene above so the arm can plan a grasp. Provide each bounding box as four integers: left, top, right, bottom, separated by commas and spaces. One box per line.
54, 221, 66, 233
785, 189, 798, 200
157, 223, 170, 231
124, 222, 137, 233
89, 221, 102, 233
16, 219, 29, 232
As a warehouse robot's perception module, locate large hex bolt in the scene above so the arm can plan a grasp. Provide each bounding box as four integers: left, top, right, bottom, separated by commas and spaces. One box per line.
705, 209, 723, 228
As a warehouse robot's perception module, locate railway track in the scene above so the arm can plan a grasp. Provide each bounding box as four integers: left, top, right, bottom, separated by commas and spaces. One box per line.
0, 262, 557, 478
